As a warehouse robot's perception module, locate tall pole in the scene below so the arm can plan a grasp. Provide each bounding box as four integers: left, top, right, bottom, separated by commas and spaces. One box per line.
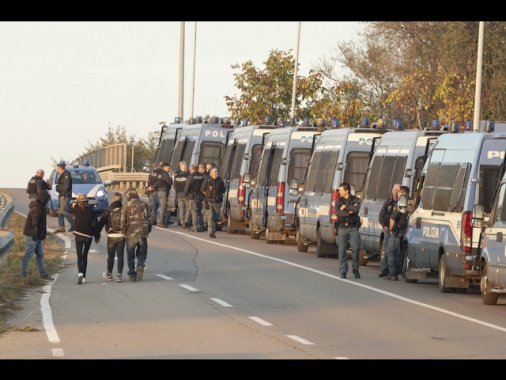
290, 22, 301, 120
473, 21, 484, 131
190, 22, 197, 119
178, 22, 185, 122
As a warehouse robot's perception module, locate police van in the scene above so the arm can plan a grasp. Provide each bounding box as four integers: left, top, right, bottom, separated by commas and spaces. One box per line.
359, 125, 447, 266
153, 117, 238, 213
219, 122, 276, 234
404, 121, 506, 293
292, 126, 386, 257
471, 163, 506, 305
245, 122, 320, 243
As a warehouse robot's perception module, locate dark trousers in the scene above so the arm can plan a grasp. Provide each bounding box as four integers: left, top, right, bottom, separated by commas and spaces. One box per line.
75, 234, 92, 277
126, 237, 148, 277
106, 237, 125, 274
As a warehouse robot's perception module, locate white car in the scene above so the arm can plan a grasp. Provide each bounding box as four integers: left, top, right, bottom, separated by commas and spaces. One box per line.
48, 161, 109, 217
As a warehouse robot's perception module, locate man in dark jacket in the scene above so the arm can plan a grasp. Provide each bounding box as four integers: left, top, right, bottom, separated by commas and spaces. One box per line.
97, 192, 125, 283
122, 187, 151, 282
26, 169, 51, 200
201, 166, 226, 238
20, 189, 53, 280
184, 163, 205, 232
335, 182, 362, 279
174, 161, 191, 228
55, 163, 75, 233
157, 163, 173, 228
147, 161, 162, 225
378, 183, 401, 278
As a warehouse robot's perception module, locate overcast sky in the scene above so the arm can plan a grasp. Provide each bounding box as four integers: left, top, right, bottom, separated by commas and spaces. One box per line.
0, 21, 363, 189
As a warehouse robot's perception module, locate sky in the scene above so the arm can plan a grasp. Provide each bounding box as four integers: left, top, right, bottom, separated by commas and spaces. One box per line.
0, 21, 363, 189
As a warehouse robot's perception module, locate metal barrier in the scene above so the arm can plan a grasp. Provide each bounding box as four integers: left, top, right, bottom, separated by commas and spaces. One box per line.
100, 171, 149, 194
0, 190, 15, 259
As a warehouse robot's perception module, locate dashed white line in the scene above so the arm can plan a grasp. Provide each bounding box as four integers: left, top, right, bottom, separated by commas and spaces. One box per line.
157, 274, 174, 280
249, 316, 273, 326
210, 298, 233, 307
179, 284, 199, 292
286, 335, 314, 345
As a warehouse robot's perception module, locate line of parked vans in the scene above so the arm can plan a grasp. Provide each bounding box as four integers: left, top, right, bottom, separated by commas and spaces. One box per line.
154, 117, 506, 305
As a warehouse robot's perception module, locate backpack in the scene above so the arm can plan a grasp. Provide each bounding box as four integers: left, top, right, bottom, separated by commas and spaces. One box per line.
26, 176, 38, 196
109, 207, 122, 232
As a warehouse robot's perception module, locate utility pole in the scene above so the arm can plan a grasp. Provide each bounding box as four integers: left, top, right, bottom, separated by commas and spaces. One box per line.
473, 21, 484, 131
190, 22, 197, 119
290, 22, 301, 121
178, 22, 185, 122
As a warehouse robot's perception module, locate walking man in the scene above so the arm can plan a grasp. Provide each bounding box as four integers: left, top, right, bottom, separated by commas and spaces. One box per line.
55, 163, 75, 233
122, 187, 151, 282
147, 161, 162, 225
201, 166, 226, 238
378, 183, 401, 278
157, 163, 173, 228
184, 163, 205, 232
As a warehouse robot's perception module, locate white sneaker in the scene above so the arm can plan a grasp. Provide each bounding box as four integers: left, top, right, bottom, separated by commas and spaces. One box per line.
77, 273, 83, 285
116, 274, 122, 283
82, 277, 86, 284
102, 272, 113, 281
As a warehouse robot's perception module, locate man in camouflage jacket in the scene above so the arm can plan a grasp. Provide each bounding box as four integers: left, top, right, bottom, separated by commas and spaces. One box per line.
122, 187, 151, 282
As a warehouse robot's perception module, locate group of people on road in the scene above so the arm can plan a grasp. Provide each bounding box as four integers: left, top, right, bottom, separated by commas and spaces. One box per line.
334, 181, 410, 281
146, 160, 226, 238
20, 164, 409, 287
21, 167, 151, 285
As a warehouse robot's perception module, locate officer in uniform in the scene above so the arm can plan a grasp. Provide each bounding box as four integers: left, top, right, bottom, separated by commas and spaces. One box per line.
147, 162, 163, 225
156, 163, 173, 228
201, 166, 226, 238
184, 163, 205, 232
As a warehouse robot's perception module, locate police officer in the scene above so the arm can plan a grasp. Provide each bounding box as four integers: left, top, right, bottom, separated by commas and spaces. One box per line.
378, 183, 401, 278
147, 162, 163, 225
335, 182, 362, 279
157, 163, 173, 228
184, 163, 205, 232
55, 163, 75, 233
174, 162, 191, 228
201, 166, 226, 238
26, 169, 51, 200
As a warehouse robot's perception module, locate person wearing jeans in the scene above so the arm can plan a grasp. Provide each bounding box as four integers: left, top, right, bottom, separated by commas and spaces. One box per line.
21, 189, 53, 280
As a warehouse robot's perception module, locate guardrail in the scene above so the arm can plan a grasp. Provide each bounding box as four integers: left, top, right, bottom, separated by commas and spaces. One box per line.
100, 171, 149, 193
0, 190, 15, 259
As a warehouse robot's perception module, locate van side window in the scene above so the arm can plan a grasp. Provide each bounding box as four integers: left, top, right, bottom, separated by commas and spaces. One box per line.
322, 151, 338, 193
364, 155, 406, 201
344, 151, 370, 193
183, 140, 196, 165
231, 144, 246, 180
495, 183, 506, 223
288, 149, 312, 185
170, 139, 186, 169
249, 144, 263, 180
221, 142, 236, 180
421, 162, 470, 212
480, 165, 502, 213
305, 151, 322, 193
268, 148, 283, 185
200, 142, 223, 170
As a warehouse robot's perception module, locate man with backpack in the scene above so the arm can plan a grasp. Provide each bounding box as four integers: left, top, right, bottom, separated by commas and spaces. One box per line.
97, 192, 125, 283
26, 169, 52, 200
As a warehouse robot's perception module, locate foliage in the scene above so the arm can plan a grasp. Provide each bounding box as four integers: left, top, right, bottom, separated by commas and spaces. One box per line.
225, 49, 325, 125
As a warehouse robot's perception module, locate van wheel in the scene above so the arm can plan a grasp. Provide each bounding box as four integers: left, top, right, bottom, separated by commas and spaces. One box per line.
438, 256, 454, 293
250, 230, 260, 239
359, 247, 368, 266
316, 228, 330, 258
402, 256, 418, 283
265, 228, 275, 244
227, 216, 237, 234
296, 232, 308, 252
481, 264, 499, 305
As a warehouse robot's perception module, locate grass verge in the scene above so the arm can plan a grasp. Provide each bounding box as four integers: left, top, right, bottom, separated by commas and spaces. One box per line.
0, 212, 66, 336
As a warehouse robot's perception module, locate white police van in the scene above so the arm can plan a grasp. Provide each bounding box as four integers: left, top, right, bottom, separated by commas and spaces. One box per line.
359, 123, 447, 266
404, 121, 506, 293
245, 120, 320, 243
292, 125, 386, 257
219, 122, 276, 234
471, 163, 506, 305
153, 117, 238, 214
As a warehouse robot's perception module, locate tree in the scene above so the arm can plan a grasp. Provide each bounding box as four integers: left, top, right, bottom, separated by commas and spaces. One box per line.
225, 49, 324, 125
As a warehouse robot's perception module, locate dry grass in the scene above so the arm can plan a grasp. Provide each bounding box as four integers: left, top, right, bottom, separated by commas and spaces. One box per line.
0, 212, 66, 335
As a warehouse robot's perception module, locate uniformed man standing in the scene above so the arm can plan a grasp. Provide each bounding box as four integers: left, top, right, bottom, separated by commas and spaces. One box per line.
55, 163, 75, 233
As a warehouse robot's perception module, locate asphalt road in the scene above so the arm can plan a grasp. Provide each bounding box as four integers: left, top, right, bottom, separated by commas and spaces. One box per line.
1, 188, 506, 360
